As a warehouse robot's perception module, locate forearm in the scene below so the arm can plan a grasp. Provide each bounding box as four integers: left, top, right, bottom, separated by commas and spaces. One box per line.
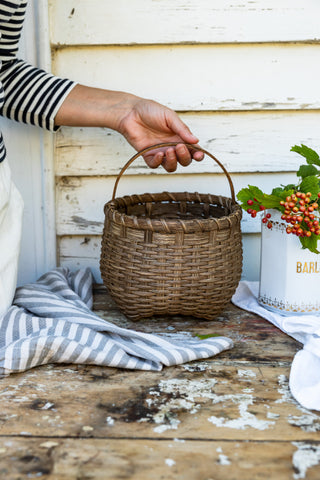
54, 84, 140, 132
0, 59, 75, 130
53, 83, 204, 171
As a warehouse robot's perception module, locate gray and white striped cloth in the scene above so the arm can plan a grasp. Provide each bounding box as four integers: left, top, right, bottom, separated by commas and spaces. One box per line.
0, 268, 233, 376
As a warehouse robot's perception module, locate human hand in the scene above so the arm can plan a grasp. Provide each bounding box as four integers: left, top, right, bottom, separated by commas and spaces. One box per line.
117, 97, 204, 172
55, 85, 204, 172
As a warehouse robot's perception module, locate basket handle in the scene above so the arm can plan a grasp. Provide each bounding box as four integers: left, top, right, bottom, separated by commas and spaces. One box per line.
112, 142, 236, 203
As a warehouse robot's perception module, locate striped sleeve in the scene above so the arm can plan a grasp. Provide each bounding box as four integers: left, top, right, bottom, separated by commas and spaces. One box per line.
0, 58, 76, 131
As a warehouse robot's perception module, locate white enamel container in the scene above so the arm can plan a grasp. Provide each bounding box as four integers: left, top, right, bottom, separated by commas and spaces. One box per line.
258, 209, 320, 315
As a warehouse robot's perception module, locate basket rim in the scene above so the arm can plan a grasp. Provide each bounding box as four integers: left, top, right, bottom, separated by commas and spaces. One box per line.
103, 191, 242, 233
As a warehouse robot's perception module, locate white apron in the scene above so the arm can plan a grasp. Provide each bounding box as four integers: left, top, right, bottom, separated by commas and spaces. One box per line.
0, 159, 24, 317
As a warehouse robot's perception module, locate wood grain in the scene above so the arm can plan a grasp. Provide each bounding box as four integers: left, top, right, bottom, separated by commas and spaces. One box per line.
52, 44, 320, 112
49, 0, 320, 45
55, 112, 320, 176
1, 437, 320, 480
1, 287, 319, 479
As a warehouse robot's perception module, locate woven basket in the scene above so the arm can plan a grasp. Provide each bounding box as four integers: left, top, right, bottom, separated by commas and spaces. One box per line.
100, 142, 243, 320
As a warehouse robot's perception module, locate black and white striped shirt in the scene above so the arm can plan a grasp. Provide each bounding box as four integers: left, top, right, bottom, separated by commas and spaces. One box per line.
0, 0, 76, 163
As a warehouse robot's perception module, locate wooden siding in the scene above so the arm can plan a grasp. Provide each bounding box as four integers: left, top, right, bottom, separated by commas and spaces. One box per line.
49, 0, 320, 45
49, 1, 320, 281
53, 44, 320, 112
56, 112, 320, 176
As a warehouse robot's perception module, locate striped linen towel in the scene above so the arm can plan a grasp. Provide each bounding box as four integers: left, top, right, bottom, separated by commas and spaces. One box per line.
0, 268, 233, 375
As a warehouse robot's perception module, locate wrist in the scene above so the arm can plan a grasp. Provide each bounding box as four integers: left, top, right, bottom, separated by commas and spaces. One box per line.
106, 91, 141, 133
54, 84, 141, 130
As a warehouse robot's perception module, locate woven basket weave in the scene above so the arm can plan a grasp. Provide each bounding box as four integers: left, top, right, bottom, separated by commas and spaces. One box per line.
100, 143, 243, 321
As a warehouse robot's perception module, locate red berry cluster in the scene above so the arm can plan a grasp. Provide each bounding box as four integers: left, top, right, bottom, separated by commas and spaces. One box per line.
247, 199, 272, 229
246, 191, 320, 237
280, 192, 320, 237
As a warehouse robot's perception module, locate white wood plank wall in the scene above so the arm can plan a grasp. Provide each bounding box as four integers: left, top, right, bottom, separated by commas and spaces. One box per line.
49, 0, 320, 282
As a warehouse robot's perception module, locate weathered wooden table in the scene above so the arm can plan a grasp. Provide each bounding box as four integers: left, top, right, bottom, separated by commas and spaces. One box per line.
0, 285, 320, 479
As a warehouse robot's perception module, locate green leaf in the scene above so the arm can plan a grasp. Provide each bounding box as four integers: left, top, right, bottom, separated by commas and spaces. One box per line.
259, 194, 283, 209
196, 333, 221, 340
271, 186, 295, 196
291, 144, 320, 166
299, 234, 320, 254
299, 175, 320, 196
270, 188, 294, 199
281, 184, 296, 191
297, 164, 319, 178
247, 185, 264, 199
271, 187, 285, 196
237, 187, 253, 204
237, 185, 264, 210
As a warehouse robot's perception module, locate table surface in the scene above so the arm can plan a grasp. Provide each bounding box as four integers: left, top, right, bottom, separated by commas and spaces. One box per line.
0, 285, 320, 480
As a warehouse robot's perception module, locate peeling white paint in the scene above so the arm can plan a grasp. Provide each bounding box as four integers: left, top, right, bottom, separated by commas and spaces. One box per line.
276, 375, 294, 404
292, 442, 320, 479
218, 454, 231, 466
41, 402, 54, 410
153, 417, 180, 433
238, 369, 257, 378
288, 414, 320, 433
40, 441, 59, 449
143, 377, 276, 433
242, 388, 254, 393
144, 378, 218, 432
165, 458, 176, 467
267, 412, 280, 419
82, 425, 94, 432
208, 393, 275, 430
276, 375, 320, 432
183, 362, 210, 372
106, 416, 114, 426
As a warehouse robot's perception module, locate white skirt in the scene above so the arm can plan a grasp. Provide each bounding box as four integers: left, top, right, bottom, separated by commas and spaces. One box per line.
0, 159, 24, 317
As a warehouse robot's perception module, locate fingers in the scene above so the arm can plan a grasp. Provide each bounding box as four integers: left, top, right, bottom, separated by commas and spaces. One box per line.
144, 144, 204, 172
192, 149, 205, 162
175, 143, 204, 165
162, 147, 179, 172
175, 143, 192, 167
145, 151, 165, 169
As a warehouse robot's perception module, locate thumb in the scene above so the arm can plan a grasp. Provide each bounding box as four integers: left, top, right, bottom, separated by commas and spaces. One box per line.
166, 111, 199, 144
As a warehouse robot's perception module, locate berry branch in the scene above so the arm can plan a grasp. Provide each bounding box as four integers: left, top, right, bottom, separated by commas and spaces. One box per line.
237, 144, 320, 254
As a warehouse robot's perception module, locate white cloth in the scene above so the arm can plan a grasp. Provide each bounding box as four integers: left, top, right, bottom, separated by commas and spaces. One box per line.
0, 159, 24, 318
232, 281, 320, 411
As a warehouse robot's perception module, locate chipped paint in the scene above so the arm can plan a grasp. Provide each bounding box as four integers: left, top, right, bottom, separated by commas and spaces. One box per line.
139, 378, 219, 432
165, 458, 176, 467
82, 425, 94, 432
276, 375, 320, 432
138, 377, 278, 433
267, 412, 280, 420
292, 442, 320, 479
106, 416, 115, 426
238, 369, 256, 378
216, 447, 231, 465
208, 393, 275, 430
218, 454, 231, 466
40, 441, 59, 449
276, 374, 293, 404
183, 362, 210, 372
